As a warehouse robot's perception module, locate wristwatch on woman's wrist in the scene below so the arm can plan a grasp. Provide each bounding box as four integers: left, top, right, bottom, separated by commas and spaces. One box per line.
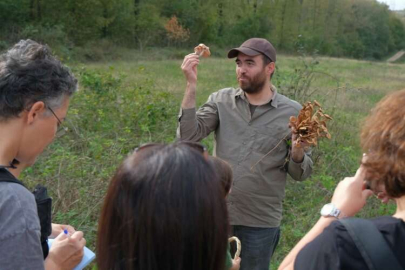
320, 203, 341, 219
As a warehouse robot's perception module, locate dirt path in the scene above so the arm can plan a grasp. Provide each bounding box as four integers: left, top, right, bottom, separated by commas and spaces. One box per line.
387, 50, 405, 62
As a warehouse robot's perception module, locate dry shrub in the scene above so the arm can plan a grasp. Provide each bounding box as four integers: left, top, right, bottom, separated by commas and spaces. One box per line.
164, 16, 190, 44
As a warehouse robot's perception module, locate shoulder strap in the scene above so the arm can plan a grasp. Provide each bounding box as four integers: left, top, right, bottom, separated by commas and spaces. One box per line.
0, 168, 25, 187
339, 218, 402, 270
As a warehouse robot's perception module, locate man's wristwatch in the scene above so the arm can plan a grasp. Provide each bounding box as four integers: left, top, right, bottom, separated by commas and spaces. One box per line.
320, 203, 341, 219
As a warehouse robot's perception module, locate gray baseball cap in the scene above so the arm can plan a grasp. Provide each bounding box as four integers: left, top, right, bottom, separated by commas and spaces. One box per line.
228, 38, 276, 62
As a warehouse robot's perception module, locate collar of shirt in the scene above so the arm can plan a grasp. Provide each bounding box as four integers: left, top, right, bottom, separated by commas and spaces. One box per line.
235, 85, 279, 108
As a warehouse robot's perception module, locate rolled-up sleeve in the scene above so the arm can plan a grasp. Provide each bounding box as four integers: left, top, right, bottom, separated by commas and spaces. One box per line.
287, 150, 313, 181
177, 94, 219, 142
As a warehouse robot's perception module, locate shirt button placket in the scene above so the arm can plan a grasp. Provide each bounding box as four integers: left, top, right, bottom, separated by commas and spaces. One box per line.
250, 132, 255, 150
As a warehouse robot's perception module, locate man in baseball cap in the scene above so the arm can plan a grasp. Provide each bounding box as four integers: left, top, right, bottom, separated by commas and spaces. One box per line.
178, 38, 313, 270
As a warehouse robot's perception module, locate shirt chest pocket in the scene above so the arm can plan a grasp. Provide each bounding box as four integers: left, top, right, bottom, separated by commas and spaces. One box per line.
253, 125, 290, 156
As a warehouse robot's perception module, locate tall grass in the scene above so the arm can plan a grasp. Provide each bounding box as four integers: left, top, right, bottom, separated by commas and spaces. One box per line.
20, 50, 405, 269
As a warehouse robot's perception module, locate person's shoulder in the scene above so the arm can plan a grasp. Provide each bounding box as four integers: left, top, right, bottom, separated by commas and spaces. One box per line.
308, 219, 351, 245
371, 216, 405, 231
275, 92, 302, 113
294, 220, 341, 270
0, 181, 34, 204
0, 183, 43, 269
329, 217, 405, 238
0, 182, 39, 240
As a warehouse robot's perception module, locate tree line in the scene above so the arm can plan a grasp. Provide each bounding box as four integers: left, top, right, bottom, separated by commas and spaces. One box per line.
1, 0, 404, 60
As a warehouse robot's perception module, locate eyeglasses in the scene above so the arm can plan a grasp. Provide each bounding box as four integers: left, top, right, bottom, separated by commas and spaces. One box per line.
47, 106, 68, 137
134, 141, 208, 159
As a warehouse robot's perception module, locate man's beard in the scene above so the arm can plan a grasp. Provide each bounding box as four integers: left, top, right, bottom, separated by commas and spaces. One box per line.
238, 71, 267, 94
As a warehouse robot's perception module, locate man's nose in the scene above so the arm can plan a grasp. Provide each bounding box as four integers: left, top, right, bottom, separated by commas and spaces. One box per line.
238, 66, 246, 75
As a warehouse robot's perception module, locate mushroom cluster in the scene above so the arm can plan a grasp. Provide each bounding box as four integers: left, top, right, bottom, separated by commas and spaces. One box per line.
194, 43, 211, 57
289, 100, 332, 147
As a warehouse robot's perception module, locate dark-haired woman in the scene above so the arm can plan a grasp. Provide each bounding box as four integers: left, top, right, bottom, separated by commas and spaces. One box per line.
97, 143, 229, 270
279, 89, 405, 270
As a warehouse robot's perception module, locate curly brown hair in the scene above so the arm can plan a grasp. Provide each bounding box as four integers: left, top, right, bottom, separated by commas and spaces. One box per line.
361, 89, 405, 198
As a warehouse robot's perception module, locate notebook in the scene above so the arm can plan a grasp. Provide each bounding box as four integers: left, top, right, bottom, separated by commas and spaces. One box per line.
48, 238, 96, 270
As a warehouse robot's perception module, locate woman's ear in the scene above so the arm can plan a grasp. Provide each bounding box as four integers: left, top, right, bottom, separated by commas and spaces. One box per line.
26, 101, 46, 124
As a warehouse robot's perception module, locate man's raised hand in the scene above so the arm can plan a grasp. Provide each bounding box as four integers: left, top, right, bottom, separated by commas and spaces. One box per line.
181, 53, 200, 85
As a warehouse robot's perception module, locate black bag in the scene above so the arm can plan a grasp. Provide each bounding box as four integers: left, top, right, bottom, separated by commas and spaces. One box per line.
0, 168, 52, 259
33, 184, 53, 259
339, 218, 402, 270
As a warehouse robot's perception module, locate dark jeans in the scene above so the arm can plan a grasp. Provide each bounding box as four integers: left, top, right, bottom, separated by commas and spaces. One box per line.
231, 225, 280, 270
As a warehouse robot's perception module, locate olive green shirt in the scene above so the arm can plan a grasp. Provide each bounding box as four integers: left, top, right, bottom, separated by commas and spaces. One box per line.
177, 87, 313, 227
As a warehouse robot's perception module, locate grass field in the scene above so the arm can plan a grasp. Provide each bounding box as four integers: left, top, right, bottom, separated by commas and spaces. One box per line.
21, 50, 405, 269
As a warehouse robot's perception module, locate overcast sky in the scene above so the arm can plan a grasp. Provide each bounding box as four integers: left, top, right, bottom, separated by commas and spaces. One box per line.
376, 0, 405, 10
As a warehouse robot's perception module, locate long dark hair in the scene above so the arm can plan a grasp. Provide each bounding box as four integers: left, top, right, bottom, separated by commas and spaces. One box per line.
97, 143, 229, 270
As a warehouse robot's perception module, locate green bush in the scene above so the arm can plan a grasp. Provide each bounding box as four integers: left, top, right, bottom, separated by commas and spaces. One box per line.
21, 67, 179, 252
19, 24, 73, 61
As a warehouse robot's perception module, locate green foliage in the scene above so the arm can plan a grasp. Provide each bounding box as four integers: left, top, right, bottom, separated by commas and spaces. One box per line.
40, 0, 103, 45
1, 0, 404, 61
133, 3, 165, 50
389, 13, 405, 51
0, 0, 30, 27
21, 65, 179, 252
72, 67, 177, 142
70, 40, 118, 62
274, 53, 321, 103
20, 24, 73, 59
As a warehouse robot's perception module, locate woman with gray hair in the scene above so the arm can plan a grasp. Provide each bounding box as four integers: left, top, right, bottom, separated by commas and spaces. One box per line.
0, 40, 85, 270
